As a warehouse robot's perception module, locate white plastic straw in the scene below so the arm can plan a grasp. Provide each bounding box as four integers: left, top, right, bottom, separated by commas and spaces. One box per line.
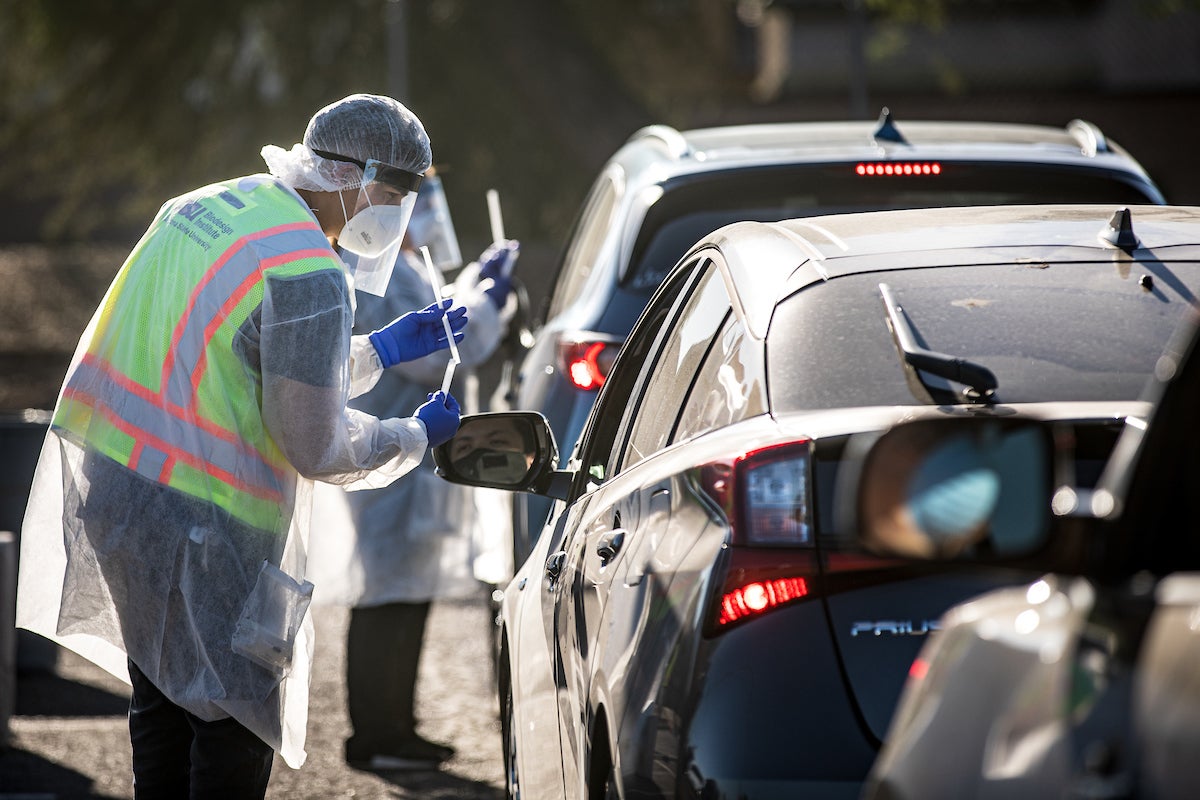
487, 189, 505, 243
420, 246, 460, 395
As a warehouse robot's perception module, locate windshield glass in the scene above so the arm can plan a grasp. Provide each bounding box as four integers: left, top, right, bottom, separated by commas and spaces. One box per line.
769, 262, 1200, 410
624, 163, 1160, 293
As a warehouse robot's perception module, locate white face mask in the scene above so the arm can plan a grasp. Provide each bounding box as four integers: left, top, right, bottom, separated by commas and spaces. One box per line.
340, 204, 410, 257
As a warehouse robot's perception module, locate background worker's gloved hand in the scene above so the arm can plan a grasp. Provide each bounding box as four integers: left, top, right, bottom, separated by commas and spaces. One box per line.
415, 391, 461, 447
369, 299, 468, 368
477, 239, 520, 310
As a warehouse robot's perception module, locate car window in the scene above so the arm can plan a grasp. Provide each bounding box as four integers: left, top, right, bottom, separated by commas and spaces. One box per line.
573, 259, 710, 493
546, 169, 622, 321
620, 260, 730, 470
623, 163, 1162, 293
673, 313, 768, 443
769, 263, 1200, 410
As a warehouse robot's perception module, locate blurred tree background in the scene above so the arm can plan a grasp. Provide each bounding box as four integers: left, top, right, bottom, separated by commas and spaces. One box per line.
5, 0, 1196, 246
0, 0, 734, 247
1, 0, 1198, 409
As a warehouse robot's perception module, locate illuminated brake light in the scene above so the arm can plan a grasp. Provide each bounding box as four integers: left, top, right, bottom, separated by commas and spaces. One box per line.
558, 338, 619, 391
698, 440, 817, 634
569, 342, 607, 389
855, 162, 942, 176
718, 577, 809, 626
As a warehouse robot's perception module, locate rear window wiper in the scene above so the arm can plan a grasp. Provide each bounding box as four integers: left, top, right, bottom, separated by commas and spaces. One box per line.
878, 282, 997, 404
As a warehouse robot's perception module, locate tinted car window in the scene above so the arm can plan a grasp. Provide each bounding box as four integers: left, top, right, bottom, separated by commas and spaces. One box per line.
673, 314, 767, 443
770, 263, 1200, 410
625, 164, 1161, 292
546, 171, 621, 320
620, 260, 729, 470
576, 262, 707, 489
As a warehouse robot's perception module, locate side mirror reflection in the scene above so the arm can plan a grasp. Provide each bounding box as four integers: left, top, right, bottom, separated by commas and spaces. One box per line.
433, 411, 561, 494
854, 417, 1055, 561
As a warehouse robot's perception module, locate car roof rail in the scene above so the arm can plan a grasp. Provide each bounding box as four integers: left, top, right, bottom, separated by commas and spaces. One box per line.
631, 124, 693, 160
1066, 119, 1111, 157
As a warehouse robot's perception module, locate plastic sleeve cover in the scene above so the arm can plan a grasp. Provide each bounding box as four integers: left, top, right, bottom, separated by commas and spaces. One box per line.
347, 334, 385, 399
259, 269, 424, 486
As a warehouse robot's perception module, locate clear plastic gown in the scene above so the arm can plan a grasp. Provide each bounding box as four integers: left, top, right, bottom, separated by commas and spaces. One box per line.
16, 174, 427, 767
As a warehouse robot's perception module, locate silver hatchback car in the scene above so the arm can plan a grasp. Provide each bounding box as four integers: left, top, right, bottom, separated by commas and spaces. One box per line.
500, 111, 1168, 573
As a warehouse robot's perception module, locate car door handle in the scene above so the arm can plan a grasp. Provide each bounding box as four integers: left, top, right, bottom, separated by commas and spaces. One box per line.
596, 530, 626, 565
545, 550, 566, 582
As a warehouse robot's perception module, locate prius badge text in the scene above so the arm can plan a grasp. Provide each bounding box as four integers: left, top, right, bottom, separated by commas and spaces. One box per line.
850, 620, 941, 637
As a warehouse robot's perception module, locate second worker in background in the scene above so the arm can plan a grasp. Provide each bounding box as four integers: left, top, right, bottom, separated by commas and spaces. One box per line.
338, 172, 520, 771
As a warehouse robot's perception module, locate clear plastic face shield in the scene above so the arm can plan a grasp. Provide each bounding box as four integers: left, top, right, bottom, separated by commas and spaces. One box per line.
315, 149, 423, 296
406, 174, 462, 272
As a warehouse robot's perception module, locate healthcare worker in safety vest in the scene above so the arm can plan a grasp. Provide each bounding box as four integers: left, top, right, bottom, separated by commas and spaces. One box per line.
15, 93, 465, 798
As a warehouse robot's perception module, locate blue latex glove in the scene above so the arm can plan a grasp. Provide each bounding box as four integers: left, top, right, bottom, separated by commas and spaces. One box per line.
415, 391, 461, 447
478, 239, 519, 310
369, 299, 468, 368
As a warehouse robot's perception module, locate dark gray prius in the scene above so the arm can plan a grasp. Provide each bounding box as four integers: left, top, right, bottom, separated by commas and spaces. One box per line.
437, 204, 1200, 799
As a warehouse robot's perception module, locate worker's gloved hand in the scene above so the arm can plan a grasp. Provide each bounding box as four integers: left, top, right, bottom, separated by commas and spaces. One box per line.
415, 391, 461, 448
369, 299, 468, 368
477, 239, 519, 310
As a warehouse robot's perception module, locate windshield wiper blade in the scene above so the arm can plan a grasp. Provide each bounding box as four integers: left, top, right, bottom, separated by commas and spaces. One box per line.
879, 282, 997, 403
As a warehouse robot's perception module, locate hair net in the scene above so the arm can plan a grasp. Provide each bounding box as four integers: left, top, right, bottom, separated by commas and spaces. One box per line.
261, 94, 432, 193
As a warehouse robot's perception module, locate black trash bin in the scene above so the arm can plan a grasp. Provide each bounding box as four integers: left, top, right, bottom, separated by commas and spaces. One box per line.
0, 410, 59, 673
0, 530, 15, 746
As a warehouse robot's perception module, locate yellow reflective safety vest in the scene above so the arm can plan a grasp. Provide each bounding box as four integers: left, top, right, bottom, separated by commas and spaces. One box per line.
53, 176, 341, 534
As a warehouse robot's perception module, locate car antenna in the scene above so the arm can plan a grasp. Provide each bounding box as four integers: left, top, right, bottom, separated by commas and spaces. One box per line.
871, 107, 908, 146
1099, 207, 1140, 251
878, 283, 997, 404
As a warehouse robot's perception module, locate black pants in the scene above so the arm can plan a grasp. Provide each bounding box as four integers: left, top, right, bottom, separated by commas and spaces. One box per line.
345, 600, 431, 754
128, 660, 274, 799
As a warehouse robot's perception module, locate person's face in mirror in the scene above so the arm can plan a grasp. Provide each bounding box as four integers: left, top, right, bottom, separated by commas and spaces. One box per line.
860, 426, 995, 559
449, 418, 529, 462
448, 417, 537, 484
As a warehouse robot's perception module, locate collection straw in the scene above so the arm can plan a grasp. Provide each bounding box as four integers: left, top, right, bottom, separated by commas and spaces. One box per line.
420, 245, 461, 395
486, 189, 505, 244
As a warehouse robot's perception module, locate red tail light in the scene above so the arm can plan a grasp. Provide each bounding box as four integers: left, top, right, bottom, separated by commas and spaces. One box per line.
697, 440, 817, 633
711, 547, 819, 632
718, 576, 809, 626
854, 162, 942, 176
557, 335, 621, 391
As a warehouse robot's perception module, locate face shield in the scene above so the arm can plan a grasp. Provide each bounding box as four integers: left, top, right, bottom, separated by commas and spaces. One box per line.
314, 148, 424, 295
407, 174, 462, 272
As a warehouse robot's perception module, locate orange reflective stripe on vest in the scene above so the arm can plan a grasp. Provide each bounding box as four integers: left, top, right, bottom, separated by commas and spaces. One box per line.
64, 353, 287, 501
162, 220, 328, 407
55, 179, 341, 532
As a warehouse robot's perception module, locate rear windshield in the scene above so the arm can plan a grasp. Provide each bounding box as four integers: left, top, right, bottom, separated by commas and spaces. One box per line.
769, 262, 1200, 410
625, 163, 1160, 293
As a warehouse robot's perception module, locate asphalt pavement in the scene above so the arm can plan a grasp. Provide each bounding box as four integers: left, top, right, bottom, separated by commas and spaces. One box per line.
0, 591, 505, 799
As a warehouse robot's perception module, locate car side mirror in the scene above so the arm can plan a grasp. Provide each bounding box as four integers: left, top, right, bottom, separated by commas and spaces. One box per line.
851, 417, 1056, 561
433, 411, 572, 500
